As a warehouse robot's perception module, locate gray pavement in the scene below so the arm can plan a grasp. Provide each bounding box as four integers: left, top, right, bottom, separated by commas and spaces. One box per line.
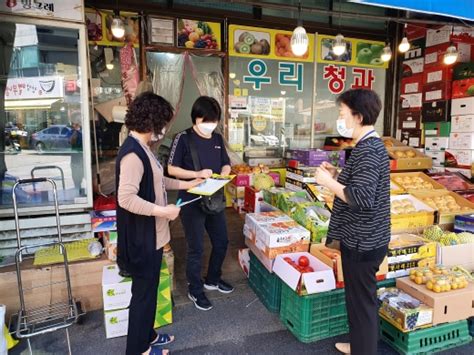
9, 281, 473, 354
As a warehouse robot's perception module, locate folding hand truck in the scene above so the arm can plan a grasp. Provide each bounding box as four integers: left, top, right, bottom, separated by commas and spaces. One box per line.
11, 178, 80, 354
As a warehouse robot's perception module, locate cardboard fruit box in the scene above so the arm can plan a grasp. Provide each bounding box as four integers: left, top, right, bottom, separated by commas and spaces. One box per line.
310, 244, 388, 288
390, 195, 436, 232
244, 234, 275, 273
244, 211, 293, 242
254, 220, 311, 258
387, 147, 433, 171
273, 252, 336, 295
397, 276, 474, 325
410, 190, 474, 225
437, 243, 474, 271
386, 257, 437, 279
390, 172, 447, 194
388, 234, 437, 264
377, 287, 433, 332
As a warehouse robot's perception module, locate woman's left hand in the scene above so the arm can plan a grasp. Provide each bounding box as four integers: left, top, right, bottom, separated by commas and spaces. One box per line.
315, 166, 335, 188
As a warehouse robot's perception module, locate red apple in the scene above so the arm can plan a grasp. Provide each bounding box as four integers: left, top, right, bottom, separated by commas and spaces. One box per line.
298, 256, 310, 268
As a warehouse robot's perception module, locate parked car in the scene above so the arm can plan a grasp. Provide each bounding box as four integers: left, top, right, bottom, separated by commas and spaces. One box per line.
31, 125, 73, 152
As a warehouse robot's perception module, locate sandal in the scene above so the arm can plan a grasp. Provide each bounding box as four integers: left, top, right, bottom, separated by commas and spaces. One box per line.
150, 334, 174, 347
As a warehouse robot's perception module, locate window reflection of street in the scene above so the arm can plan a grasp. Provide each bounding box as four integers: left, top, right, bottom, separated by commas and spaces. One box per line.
2, 149, 84, 207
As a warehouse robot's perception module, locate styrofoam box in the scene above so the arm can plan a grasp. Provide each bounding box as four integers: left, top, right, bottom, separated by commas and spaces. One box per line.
451, 115, 474, 133
102, 265, 132, 311
425, 137, 449, 151
451, 97, 474, 116
104, 308, 129, 339
449, 132, 474, 150
273, 252, 336, 294
255, 220, 311, 249
445, 149, 474, 167
244, 211, 293, 240
424, 150, 445, 166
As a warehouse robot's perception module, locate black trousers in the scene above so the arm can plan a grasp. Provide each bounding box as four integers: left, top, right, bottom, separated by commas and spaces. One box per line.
341, 244, 386, 355
180, 203, 229, 295
126, 248, 163, 355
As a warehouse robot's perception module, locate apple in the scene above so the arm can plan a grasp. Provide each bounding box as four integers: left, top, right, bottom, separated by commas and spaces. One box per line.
298, 256, 310, 268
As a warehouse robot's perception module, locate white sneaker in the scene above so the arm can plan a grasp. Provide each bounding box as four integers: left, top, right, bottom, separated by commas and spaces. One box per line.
335, 343, 351, 354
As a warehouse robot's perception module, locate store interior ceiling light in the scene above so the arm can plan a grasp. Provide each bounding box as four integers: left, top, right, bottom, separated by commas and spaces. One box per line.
381, 45, 392, 62
111, 17, 125, 39
332, 33, 346, 56
106, 63, 114, 70
443, 45, 458, 65
398, 36, 410, 53
229, 72, 236, 79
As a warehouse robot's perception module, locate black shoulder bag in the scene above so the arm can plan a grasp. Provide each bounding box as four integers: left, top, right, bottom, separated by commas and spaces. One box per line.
186, 128, 226, 215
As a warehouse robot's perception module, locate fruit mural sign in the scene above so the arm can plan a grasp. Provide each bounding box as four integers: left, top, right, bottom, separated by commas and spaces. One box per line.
317, 35, 388, 69
85, 9, 139, 47
177, 19, 221, 50
229, 25, 315, 63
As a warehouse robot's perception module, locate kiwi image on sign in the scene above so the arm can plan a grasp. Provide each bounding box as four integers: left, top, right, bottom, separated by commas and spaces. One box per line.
234, 30, 270, 55
356, 42, 384, 66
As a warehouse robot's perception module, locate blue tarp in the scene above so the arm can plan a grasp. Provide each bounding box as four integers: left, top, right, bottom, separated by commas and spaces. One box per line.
350, 0, 474, 21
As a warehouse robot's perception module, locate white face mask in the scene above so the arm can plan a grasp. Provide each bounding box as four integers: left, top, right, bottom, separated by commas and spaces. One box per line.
151, 127, 167, 142
336, 118, 354, 138
198, 122, 218, 136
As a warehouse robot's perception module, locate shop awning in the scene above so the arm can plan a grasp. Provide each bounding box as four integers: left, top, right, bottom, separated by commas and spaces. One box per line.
4, 98, 61, 110
350, 0, 474, 21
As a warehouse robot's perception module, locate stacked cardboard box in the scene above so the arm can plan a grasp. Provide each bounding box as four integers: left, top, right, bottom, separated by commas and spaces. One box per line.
446, 64, 474, 179
102, 262, 172, 339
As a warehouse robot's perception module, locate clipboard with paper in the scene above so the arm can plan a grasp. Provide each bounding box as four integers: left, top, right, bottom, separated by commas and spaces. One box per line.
187, 174, 235, 196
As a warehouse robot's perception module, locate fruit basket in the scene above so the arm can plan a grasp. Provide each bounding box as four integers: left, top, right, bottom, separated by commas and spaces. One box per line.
390, 172, 447, 193
411, 190, 474, 224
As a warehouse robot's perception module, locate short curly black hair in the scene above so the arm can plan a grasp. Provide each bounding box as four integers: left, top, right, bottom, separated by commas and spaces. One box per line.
337, 89, 382, 126
125, 92, 174, 134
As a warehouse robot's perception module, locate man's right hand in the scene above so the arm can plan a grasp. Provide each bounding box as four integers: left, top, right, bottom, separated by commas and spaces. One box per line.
197, 169, 213, 179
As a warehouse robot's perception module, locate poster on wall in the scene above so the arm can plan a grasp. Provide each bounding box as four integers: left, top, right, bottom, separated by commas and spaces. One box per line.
85, 9, 139, 47
0, 0, 83, 22
148, 17, 174, 45
317, 35, 389, 69
177, 19, 221, 50
229, 25, 315, 62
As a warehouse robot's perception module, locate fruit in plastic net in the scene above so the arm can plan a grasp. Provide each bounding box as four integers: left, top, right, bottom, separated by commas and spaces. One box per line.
439, 232, 459, 246
457, 232, 474, 244
423, 225, 444, 242
253, 173, 275, 191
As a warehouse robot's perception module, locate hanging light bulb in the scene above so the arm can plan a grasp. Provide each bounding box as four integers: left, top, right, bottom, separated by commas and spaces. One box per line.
332, 34, 346, 56
398, 37, 410, 53
381, 44, 392, 62
111, 16, 125, 39
291, 1, 309, 57
443, 45, 458, 65
291, 26, 309, 56
106, 62, 114, 70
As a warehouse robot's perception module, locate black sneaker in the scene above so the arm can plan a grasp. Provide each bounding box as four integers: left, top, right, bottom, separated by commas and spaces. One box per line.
204, 280, 235, 294
188, 292, 213, 311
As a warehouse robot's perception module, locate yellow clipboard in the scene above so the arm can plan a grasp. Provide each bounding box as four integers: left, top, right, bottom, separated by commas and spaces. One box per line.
187, 174, 235, 196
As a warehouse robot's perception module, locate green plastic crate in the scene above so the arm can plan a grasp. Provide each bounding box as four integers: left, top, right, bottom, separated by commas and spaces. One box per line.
248, 252, 282, 313
377, 278, 396, 289
279, 283, 348, 343
380, 318, 472, 354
